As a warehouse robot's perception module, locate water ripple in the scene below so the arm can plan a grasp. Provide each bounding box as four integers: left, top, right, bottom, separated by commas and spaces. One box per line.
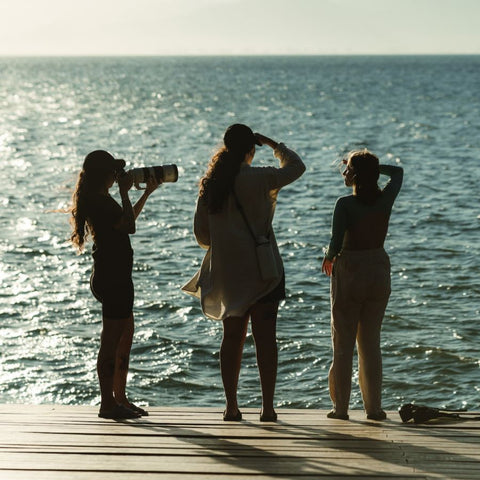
1, 56, 479, 410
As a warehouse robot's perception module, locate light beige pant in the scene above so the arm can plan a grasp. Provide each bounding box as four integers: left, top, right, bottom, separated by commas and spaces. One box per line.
329, 248, 391, 415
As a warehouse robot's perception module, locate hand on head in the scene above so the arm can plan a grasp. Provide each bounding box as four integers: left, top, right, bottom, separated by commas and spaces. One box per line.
254, 133, 267, 146
254, 133, 278, 150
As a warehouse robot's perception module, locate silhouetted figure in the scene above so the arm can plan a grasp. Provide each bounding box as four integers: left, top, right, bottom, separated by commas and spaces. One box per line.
69, 150, 160, 419
322, 150, 403, 421
183, 124, 305, 422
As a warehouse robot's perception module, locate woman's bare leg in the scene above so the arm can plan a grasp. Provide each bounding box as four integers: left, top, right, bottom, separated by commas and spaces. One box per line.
251, 301, 278, 419
220, 314, 249, 417
113, 313, 134, 406
97, 316, 128, 412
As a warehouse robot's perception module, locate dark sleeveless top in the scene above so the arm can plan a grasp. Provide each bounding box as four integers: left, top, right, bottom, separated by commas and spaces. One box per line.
86, 194, 133, 278
325, 165, 403, 261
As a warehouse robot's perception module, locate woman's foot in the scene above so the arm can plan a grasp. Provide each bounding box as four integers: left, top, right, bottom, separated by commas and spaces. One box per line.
367, 410, 387, 421
327, 410, 349, 420
260, 410, 278, 422
126, 403, 149, 416
116, 396, 149, 417
98, 404, 140, 420
223, 409, 242, 421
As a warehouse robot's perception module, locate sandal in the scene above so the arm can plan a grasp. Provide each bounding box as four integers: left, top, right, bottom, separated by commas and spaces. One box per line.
327, 410, 349, 420
260, 411, 278, 422
223, 410, 242, 421
98, 404, 141, 420
367, 410, 387, 421
128, 403, 149, 416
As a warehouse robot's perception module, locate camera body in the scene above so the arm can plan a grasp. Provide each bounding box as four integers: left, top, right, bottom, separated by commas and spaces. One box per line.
129, 165, 178, 189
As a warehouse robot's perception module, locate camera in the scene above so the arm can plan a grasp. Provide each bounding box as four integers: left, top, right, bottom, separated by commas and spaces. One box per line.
129, 165, 178, 189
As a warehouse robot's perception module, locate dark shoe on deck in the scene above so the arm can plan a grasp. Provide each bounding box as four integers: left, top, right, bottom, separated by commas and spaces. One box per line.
223, 410, 242, 421
128, 403, 149, 416
98, 404, 141, 420
260, 411, 278, 422
327, 410, 349, 420
367, 410, 387, 421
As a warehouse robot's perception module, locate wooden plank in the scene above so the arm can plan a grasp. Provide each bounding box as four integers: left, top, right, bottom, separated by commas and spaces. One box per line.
0, 424, 399, 440
0, 445, 411, 459
0, 473, 429, 480
0, 452, 417, 476
0, 406, 479, 479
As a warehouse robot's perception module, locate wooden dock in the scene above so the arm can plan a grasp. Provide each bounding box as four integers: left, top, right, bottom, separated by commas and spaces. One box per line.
0, 405, 479, 479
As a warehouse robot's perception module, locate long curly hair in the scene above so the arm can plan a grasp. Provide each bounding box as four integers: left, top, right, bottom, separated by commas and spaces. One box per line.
199, 124, 255, 214
69, 168, 110, 252
347, 149, 381, 205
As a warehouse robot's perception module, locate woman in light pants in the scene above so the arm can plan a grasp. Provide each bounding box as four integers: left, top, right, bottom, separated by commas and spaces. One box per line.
322, 150, 403, 420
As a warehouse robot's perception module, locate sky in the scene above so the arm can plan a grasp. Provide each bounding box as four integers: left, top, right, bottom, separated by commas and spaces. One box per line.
0, 0, 479, 56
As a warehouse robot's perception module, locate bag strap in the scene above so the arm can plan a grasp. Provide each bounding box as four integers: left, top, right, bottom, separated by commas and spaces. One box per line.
232, 189, 259, 245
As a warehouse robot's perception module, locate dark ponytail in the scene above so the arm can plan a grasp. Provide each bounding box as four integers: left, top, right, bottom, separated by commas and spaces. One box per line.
69, 170, 90, 252
199, 124, 256, 214
199, 148, 245, 214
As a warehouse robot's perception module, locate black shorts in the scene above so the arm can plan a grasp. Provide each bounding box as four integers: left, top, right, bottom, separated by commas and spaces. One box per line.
90, 271, 134, 319
258, 272, 286, 304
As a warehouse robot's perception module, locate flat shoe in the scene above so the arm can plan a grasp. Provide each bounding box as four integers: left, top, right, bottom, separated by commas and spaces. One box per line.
260, 412, 278, 422
367, 410, 387, 421
98, 404, 141, 420
128, 403, 149, 416
327, 410, 349, 420
223, 410, 242, 421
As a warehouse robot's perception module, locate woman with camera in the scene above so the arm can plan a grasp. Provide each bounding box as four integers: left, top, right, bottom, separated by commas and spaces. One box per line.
183, 124, 305, 422
69, 150, 160, 419
321, 149, 403, 421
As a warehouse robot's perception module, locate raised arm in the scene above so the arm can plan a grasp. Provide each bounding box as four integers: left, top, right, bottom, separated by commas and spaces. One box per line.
132, 176, 161, 220
114, 172, 136, 234
380, 164, 403, 202
255, 133, 306, 191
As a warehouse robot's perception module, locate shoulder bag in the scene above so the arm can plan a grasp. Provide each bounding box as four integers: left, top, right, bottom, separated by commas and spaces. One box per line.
232, 190, 279, 281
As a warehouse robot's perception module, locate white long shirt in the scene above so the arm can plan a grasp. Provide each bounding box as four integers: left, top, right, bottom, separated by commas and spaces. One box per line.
182, 143, 305, 320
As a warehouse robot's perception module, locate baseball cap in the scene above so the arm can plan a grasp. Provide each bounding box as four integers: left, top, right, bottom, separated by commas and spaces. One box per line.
83, 150, 126, 172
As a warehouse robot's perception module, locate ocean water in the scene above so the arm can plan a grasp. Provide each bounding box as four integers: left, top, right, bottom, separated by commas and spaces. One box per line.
1, 56, 479, 411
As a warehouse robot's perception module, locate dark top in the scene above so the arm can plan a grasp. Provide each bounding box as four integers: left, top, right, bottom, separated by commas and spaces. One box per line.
325, 165, 403, 260
86, 194, 133, 278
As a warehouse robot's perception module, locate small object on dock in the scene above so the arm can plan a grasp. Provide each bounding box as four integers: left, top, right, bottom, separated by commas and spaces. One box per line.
399, 403, 480, 423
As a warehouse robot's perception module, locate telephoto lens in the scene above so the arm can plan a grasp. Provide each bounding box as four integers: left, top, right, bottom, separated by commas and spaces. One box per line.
129, 165, 178, 189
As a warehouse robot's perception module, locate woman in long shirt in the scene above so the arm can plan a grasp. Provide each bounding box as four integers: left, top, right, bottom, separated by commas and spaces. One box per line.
183, 124, 305, 422
322, 149, 403, 421
70, 150, 159, 419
